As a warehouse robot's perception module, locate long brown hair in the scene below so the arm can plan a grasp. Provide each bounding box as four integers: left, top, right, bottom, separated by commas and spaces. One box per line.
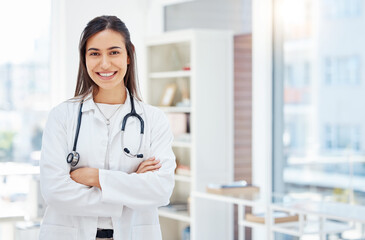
74, 15, 141, 100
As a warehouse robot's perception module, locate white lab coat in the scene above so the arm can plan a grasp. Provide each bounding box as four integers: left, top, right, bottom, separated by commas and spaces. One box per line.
39, 89, 176, 240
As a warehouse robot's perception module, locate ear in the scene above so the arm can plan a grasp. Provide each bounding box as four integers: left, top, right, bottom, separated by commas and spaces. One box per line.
127, 56, 130, 65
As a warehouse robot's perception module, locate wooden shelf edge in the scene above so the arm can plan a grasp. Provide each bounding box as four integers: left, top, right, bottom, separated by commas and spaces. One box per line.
172, 141, 192, 148
149, 71, 191, 79
158, 209, 191, 222
174, 174, 191, 183
158, 106, 191, 113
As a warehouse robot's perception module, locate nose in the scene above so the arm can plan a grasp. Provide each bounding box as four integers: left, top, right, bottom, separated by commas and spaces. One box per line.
100, 55, 111, 69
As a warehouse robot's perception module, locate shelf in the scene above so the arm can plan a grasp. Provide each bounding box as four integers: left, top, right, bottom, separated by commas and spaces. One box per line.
175, 174, 191, 183
193, 191, 264, 207
0, 162, 39, 176
158, 209, 191, 223
271, 201, 365, 223
159, 0, 195, 7
0, 201, 25, 223
271, 220, 352, 237
159, 107, 191, 113
239, 220, 266, 229
172, 141, 191, 148
149, 71, 191, 79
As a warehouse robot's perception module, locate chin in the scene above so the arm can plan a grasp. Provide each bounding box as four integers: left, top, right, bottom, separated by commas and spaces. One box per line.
95, 81, 124, 91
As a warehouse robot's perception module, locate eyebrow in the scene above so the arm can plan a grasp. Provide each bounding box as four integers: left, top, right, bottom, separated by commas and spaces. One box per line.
87, 46, 122, 51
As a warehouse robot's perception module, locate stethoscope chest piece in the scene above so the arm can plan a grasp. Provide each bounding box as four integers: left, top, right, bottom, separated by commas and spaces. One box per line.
67, 151, 80, 167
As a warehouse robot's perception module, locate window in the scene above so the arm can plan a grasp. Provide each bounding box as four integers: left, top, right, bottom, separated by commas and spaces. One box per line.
285, 63, 311, 88
274, 0, 365, 236
323, 0, 362, 19
284, 62, 311, 105
324, 56, 361, 85
285, 116, 309, 153
0, 1, 51, 237
323, 124, 361, 151
0, 0, 51, 163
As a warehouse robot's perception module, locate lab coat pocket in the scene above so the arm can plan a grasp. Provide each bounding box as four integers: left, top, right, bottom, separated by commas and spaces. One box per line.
132, 224, 162, 240
39, 224, 78, 240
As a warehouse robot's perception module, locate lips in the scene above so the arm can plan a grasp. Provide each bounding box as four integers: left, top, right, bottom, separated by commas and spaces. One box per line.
96, 71, 117, 80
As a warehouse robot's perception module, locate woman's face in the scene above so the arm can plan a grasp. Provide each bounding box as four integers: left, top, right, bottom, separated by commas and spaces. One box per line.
85, 29, 130, 93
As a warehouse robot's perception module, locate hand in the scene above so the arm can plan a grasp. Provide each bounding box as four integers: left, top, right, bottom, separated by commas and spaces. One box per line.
70, 167, 101, 189
136, 157, 161, 173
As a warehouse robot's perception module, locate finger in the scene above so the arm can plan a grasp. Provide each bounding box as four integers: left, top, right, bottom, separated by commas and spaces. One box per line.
70, 168, 83, 180
140, 158, 159, 168
70, 170, 76, 178
138, 163, 161, 173
70, 172, 78, 181
139, 157, 155, 166
140, 164, 161, 173
141, 159, 160, 168
136, 158, 159, 173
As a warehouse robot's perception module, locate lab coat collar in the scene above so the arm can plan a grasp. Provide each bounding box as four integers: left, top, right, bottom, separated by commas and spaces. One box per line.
81, 88, 143, 115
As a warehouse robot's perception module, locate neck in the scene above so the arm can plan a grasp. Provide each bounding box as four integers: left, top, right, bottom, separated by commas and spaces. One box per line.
93, 87, 127, 104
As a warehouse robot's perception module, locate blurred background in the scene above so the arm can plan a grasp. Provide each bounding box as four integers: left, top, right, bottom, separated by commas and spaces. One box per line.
0, 0, 364, 239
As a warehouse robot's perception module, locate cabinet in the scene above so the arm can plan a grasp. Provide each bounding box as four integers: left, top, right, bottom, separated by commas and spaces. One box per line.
145, 29, 234, 240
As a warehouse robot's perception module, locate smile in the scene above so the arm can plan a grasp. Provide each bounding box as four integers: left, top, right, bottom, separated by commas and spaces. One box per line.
96, 71, 118, 80
97, 71, 117, 77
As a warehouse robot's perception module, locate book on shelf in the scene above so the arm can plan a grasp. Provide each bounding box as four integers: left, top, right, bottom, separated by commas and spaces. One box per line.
175, 164, 191, 176
245, 211, 299, 224
206, 180, 259, 196
166, 113, 188, 136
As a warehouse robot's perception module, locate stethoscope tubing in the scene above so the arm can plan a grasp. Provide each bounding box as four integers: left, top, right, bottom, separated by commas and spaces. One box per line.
66, 92, 144, 167
73, 100, 84, 151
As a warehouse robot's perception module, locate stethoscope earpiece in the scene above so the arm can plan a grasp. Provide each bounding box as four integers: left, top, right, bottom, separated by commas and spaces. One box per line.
124, 148, 144, 158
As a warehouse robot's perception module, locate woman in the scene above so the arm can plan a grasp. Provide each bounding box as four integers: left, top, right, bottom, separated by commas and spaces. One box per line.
39, 15, 176, 240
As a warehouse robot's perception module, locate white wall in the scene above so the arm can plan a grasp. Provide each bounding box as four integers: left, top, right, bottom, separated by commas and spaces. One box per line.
165, 0, 252, 34
50, 0, 165, 105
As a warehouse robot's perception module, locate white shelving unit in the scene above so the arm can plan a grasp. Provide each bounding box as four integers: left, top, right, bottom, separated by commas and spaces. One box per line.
145, 29, 234, 240
193, 191, 365, 240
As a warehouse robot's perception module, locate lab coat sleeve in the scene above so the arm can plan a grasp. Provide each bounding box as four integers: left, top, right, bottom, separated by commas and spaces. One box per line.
99, 108, 176, 209
40, 103, 123, 217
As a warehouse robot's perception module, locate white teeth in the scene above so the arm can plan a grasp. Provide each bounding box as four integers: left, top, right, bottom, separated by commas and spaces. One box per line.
99, 72, 115, 77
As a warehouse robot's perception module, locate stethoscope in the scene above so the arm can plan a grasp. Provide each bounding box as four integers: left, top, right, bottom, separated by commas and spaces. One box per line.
66, 92, 144, 167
